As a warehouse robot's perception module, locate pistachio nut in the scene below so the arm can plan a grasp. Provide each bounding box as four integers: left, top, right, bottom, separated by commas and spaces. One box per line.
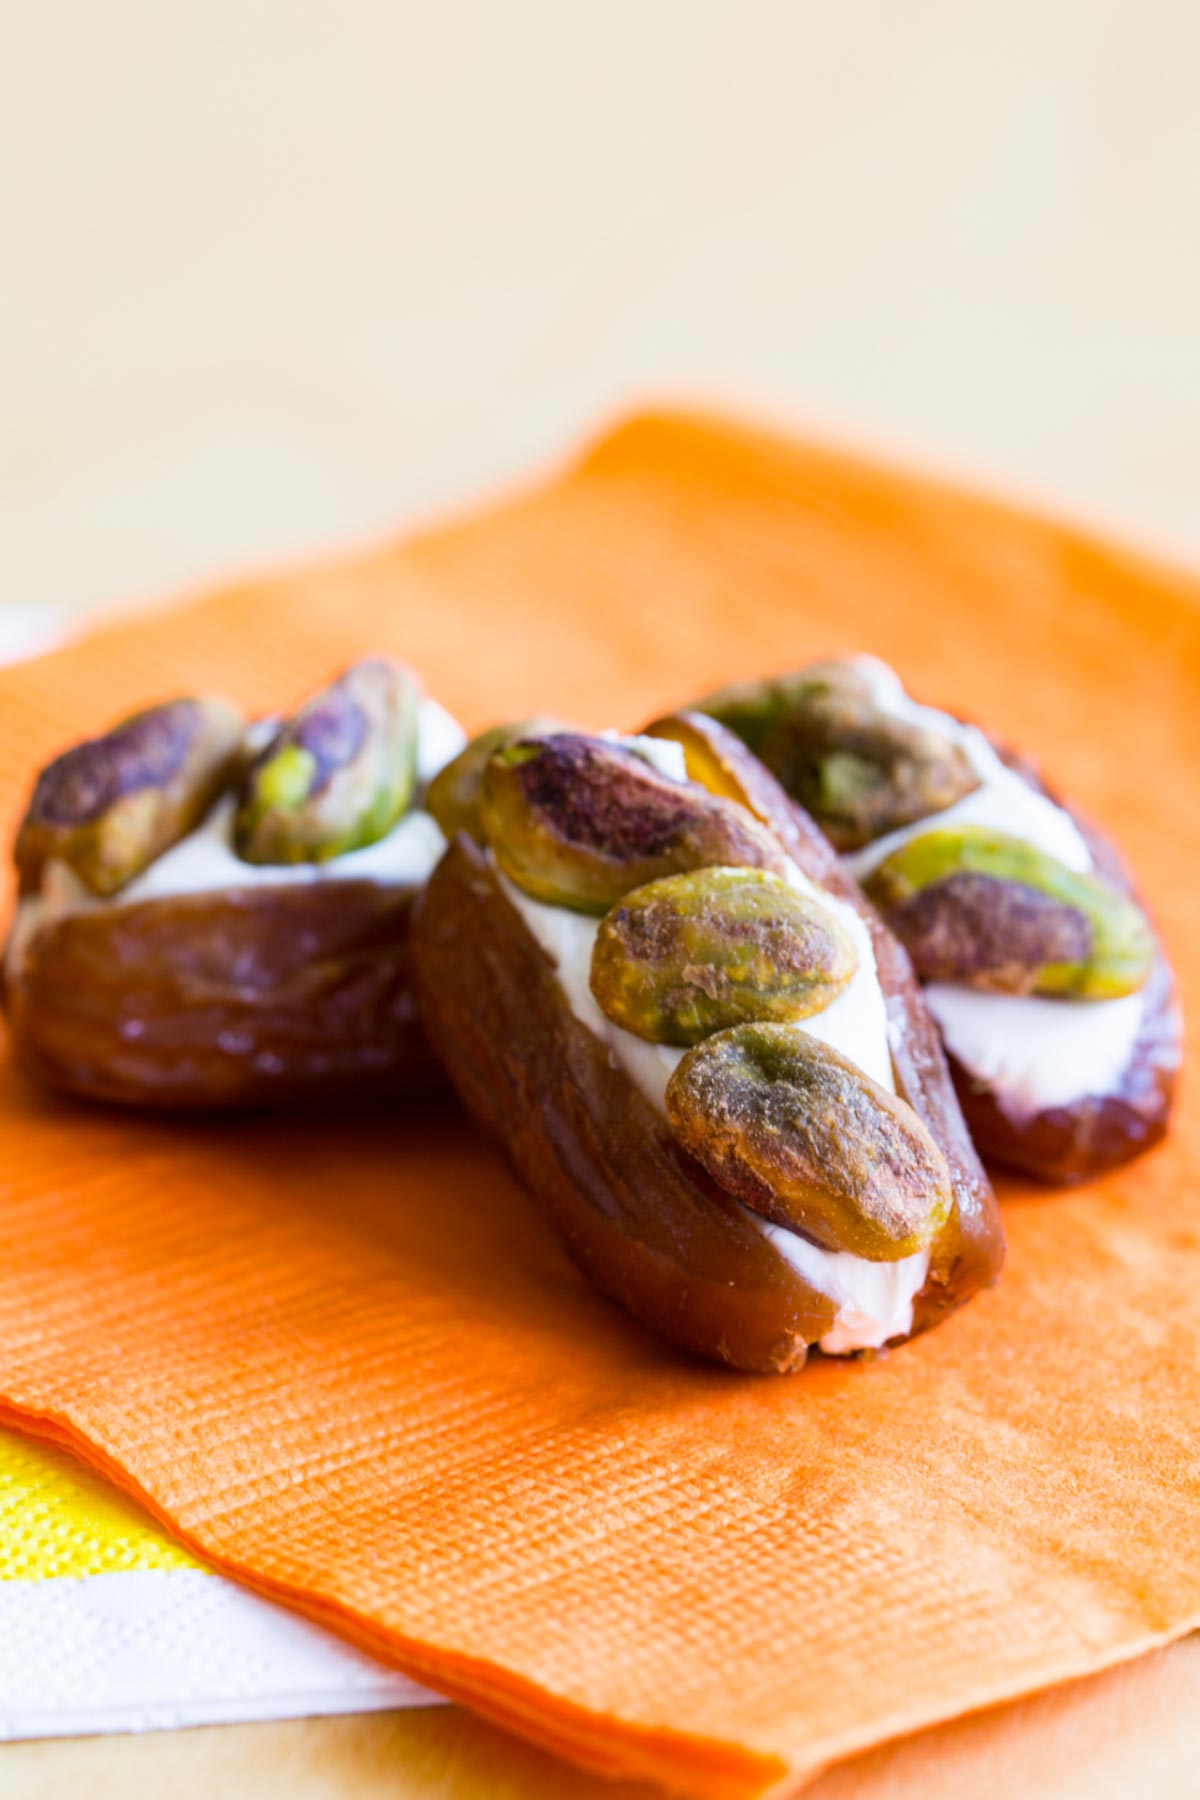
698, 660, 978, 850
666, 1022, 953, 1262
642, 712, 757, 807
865, 825, 1155, 999
234, 658, 420, 864
589, 866, 858, 1045
480, 732, 788, 913
426, 717, 562, 844
15, 697, 244, 898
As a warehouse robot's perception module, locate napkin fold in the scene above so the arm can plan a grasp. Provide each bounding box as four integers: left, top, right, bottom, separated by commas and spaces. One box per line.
0, 409, 1198, 1798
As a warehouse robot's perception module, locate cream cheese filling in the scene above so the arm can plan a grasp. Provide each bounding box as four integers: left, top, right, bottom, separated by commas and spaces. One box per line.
843, 658, 1147, 1115
496, 742, 929, 1354
6, 699, 466, 984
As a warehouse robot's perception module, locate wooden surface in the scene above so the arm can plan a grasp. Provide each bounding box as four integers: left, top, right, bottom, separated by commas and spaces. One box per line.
11, 1640, 1200, 1800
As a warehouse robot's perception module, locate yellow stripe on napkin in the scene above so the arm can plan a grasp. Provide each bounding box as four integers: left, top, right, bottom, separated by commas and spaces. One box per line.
0, 1430, 199, 1580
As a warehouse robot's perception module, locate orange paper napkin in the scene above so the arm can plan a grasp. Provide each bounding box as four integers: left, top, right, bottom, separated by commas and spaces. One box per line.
0, 410, 1198, 1799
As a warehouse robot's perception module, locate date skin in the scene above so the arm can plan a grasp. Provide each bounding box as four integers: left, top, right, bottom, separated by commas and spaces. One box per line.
413, 714, 1003, 1371
3, 881, 435, 1110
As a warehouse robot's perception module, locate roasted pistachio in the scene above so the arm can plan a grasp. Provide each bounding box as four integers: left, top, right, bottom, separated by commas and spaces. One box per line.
666, 1023, 952, 1262
882, 870, 1089, 992
698, 661, 978, 850
15, 697, 244, 898
235, 658, 420, 865
866, 826, 1155, 999
643, 712, 756, 807
426, 717, 562, 844
480, 733, 788, 913
589, 867, 858, 1045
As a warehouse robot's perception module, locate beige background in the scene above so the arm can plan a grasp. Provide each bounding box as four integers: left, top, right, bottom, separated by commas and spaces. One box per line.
2, 0, 1199, 630
4, 3, 1200, 1794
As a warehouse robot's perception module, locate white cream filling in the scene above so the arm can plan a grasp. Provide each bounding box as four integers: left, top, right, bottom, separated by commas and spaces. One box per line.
923, 985, 1146, 1116
842, 657, 1147, 1114
755, 1218, 931, 1356
600, 731, 689, 783
6, 699, 466, 984
497, 778, 929, 1355
414, 699, 470, 788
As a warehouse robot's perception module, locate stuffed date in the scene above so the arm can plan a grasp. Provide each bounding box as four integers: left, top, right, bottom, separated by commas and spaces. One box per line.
413, 714, 1002, 1372
696, 659, 1180, 1182
3, 658, 465, 1109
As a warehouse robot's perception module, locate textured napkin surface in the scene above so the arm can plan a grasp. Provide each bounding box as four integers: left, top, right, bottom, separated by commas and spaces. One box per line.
0, 411, 1198, 1798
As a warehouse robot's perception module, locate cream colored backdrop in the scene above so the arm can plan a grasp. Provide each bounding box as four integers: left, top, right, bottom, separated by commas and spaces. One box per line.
3, 0, 1198, 625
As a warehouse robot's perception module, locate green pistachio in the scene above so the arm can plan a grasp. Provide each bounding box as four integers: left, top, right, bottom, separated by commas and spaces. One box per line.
15, 697, 244, 898
589, 866, 858, 1045
426, 717, 562, 844
698, 660, 979, 850
666, 1022, 952, 1263
480, 733, 788, 913
234, 658, 420, 865
865, 825, 1155, 1000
